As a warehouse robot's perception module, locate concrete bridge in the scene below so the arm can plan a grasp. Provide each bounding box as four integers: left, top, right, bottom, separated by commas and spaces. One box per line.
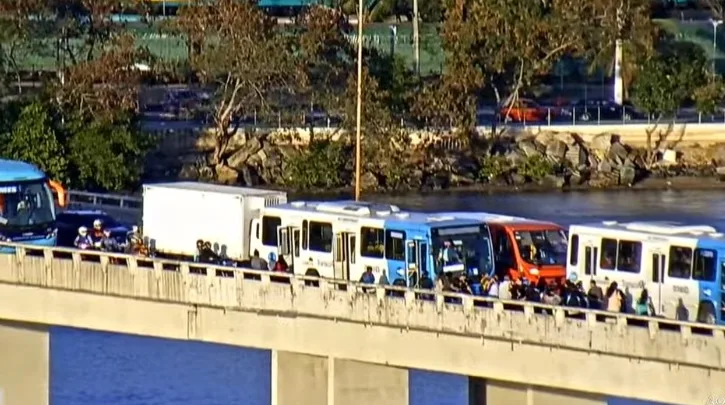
0, 243, 722, 405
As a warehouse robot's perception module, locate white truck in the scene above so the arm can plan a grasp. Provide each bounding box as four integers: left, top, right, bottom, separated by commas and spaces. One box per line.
142, 182, 287, 261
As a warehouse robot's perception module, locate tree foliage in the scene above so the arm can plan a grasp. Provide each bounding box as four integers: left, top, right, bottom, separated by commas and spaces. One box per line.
173, 0, 300, 173
631, 41, 716, 118
65, 116, 151, 191
283, 140, 348, 189
0, 0, 716, 192
1, 101, 68, 182
416, 0, 655, 130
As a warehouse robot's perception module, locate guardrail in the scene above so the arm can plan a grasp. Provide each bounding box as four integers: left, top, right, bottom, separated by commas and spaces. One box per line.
66, 190, 142, 210
2, 241, 723, 344
140, 107, 725, 131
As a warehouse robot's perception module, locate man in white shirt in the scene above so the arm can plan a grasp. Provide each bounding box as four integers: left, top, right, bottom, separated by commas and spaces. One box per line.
487, 275, 499, 297
498, 275, 512, 300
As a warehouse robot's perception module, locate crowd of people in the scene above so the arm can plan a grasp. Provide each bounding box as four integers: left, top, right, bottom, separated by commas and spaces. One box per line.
354, 266, 656, 316
430, 271, 656, 316
72, 219, 147, 255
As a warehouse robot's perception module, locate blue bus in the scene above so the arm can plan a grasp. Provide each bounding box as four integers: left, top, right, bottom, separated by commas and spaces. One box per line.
382, 212, 495, 287
255, 201, 494, 287
0, 159, 61, 249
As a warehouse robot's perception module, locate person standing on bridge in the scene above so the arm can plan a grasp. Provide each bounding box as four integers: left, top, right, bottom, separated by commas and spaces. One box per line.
74, 226, 92, 250
90, 219, 105, 249
250, 250, 267, 270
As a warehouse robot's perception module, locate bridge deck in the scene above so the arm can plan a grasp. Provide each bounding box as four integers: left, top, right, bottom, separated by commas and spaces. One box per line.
0, 242, 722, 404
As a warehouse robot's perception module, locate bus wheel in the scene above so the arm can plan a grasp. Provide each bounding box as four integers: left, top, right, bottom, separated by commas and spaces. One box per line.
305, 268, 320, 277
697, 302, 716, 324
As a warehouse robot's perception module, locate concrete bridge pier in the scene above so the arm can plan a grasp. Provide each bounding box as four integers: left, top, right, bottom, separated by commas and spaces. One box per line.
468, 377, 606, 405
272, 350, 408, 405
0, 321, 49, 405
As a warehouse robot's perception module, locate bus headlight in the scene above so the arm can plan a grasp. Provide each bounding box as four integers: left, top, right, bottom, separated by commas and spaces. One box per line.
530, 268, 540, 276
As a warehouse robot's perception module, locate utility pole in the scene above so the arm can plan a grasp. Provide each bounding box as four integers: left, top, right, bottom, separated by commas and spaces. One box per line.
412, 0, 420, 75
711, 19, 722, 75
613, 3, 624, 105
354, 0, 364, 201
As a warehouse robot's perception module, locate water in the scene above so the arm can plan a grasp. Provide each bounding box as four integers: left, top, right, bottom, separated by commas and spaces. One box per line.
53, 189, 720, 405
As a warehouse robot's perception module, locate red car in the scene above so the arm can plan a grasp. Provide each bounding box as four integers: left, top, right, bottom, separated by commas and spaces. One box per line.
499, 98, 548, 123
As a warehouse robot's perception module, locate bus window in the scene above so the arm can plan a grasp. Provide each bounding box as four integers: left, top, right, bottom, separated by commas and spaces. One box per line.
600, 238, 617, 270
360, 227, 384, 258
617, 240, 641, 273
569, 234, 579, 266
385, 230, 406, 261
261, 215, 281, 247
302, 220, 308, 249
693, 249, 716, 282
309, 221, 332, 252
668, 246, 692, 279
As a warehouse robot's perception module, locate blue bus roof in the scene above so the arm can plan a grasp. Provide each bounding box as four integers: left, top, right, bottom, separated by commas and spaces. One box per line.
383, 211, 482, 229
0, 159, 46, 182
266, 200, 483, 229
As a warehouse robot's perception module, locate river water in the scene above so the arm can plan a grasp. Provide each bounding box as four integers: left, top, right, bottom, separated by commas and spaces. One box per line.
53, 189, 723, 405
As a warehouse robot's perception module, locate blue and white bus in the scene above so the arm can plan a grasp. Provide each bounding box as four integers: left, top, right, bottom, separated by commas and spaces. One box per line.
567, 221, 724, 324
0, 159, 62, 249
250, 201, 494, 286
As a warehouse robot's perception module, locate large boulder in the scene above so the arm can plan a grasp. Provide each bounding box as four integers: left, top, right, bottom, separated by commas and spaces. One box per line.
226, 137, 263, 170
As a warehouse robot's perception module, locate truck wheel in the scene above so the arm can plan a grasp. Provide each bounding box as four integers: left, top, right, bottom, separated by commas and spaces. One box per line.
697, 302, 716, 324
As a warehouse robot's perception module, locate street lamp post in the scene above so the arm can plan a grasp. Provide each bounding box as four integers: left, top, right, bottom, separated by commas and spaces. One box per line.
412, 0, 420, 74
711, 19, 722, 75
354, 0, 364, 201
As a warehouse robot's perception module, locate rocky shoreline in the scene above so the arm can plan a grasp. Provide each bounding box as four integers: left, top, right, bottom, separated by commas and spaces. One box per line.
146, 128, 725, 193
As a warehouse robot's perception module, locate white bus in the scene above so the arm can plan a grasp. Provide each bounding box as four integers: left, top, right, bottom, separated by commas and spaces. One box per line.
567, 221, 724, 323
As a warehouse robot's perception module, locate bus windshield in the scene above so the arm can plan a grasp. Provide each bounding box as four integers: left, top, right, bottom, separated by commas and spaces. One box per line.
432, 225, 493, 276
0, 180, 56, 230
513, 229, 568, 266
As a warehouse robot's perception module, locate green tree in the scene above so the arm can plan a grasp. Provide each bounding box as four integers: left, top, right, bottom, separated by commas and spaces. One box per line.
0, 101, 68, 182
295, 6, 355, 117
631, 41, 711, 119
283, 140, 348, 189
65, 116, 151, 191
0, 0, 47, 94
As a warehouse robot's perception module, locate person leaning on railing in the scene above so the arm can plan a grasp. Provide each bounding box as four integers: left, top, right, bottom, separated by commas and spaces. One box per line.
126, 226, 148, 256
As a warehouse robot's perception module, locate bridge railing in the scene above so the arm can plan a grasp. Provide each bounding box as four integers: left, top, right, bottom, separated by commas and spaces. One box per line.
2, 241, 723, 345
66, 190, 142, 210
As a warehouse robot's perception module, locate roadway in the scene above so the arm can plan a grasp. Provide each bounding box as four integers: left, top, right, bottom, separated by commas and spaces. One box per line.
0, 241, 721, 405
138, 108, 725, 133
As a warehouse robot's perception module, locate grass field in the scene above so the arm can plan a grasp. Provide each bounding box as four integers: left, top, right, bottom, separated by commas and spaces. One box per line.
8, 19, 723, 77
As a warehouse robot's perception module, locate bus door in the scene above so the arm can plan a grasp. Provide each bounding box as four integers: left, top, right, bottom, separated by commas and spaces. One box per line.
492, 226, 516, 279
581, 237, 599, 280
645, 242, 667, 316
405, 238, 429, 288
333, 232, 355, 280
276, 225, 300, 272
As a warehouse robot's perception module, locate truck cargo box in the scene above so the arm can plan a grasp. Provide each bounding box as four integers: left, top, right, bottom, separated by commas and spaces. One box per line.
142, 182, 287, 260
